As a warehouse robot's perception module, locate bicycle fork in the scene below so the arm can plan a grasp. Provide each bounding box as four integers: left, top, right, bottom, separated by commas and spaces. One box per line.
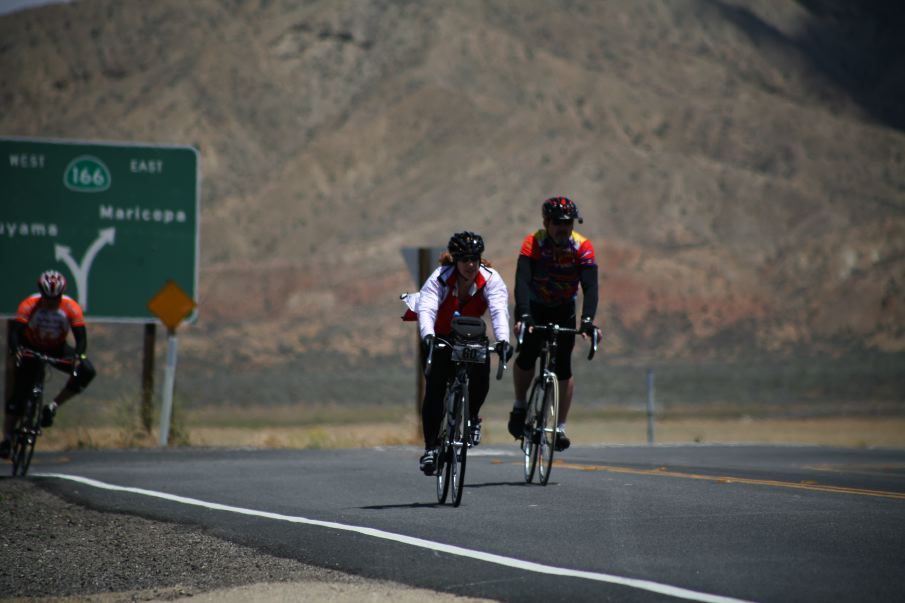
26, 385, 45, 439
528, 371, 558, 441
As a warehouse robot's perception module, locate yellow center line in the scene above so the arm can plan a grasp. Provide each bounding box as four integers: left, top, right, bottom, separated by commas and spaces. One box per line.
550, 461, 905, 500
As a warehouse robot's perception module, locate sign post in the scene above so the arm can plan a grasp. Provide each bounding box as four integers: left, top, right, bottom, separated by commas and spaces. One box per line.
147, 281, 196, 446
646, 368, 656, 445
141, 323, 156, 433
401, 247, 443, 436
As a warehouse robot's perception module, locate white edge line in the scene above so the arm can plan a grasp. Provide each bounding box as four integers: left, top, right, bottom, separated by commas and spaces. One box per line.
35, 472, 754, 603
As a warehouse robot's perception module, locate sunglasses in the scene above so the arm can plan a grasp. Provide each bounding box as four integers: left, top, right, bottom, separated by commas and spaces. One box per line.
456, 255, 481, 263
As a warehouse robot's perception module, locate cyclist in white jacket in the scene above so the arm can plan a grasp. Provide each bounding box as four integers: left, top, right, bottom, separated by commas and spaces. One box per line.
415, 231, 511, 475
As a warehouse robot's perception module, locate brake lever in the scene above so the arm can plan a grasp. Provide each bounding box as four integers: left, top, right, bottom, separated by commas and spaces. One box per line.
424, 340, 434, 378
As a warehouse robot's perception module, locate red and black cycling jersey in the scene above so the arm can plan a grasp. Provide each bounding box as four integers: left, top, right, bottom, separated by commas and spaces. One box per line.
13, 294, 87, 354
515, 229, 599, 321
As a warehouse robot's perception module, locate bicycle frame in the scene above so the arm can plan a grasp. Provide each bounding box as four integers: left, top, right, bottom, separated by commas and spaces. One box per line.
437, 357, 469, 506
10, 348, 73, 477
517, 323, 598, 484
425, 334, 507, 506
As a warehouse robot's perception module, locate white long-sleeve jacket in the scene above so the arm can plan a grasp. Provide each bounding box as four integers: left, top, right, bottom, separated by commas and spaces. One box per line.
416, 264, 510, 344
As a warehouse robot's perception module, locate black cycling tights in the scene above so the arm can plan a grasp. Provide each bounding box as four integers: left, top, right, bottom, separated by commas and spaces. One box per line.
6, 346, 96, 415
420, 344, 490, 448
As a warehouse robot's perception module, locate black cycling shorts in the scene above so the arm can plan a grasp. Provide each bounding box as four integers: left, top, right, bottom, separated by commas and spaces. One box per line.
515, 302, 577, 380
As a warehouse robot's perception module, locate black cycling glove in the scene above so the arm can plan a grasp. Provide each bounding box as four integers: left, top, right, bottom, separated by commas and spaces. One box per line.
580, 317, 597, 337
495, 341, 514, 362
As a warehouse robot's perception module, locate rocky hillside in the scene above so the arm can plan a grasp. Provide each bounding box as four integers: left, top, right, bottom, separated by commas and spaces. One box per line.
2, 0, 903, 404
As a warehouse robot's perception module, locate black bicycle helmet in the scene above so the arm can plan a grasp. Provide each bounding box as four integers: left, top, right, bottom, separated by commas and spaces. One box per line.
448, 231, 485, 260
542, 196, 583, 223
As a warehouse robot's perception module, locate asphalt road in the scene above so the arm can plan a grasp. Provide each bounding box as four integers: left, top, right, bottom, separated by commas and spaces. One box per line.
30, 444, 905, 602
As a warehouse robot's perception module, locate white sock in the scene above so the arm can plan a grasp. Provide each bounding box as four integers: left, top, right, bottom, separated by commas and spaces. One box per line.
557, 422, 566, 431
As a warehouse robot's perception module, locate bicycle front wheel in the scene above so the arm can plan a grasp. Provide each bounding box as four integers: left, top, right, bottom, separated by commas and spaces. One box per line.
11, 398, 41, 477
10, 426, 28, 477
436, 419, 450, 504
537, 375, 559, 485
450, 387, 468, 507
523, 379, 544, 483
436, 443, 451, 504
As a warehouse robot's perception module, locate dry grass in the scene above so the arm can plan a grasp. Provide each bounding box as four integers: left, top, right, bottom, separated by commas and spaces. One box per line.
33, 415, 905, 451
560, 416, 905, 449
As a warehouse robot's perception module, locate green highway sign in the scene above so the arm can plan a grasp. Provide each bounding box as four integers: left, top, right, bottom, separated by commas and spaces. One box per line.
1, 137, 200, 323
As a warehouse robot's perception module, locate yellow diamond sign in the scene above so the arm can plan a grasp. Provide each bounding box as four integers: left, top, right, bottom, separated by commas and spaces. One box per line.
147, 280, 196, 331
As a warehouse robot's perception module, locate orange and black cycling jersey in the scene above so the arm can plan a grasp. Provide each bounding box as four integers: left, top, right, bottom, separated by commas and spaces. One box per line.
515, 229, 598, 320
15, 294, 86, 352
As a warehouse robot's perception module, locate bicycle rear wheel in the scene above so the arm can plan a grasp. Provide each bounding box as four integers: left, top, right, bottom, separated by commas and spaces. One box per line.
523, 379, 543, 483
537, 375, 559, 485
450, 388, 468, 507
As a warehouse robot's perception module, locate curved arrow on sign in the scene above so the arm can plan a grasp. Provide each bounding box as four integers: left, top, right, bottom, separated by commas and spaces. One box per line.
54, 227, 116, 311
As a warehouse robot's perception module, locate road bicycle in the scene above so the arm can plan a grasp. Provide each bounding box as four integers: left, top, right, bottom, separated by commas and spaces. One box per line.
425, 316, 507, 506
9, 348, 73, 477
518, 323, 598, 485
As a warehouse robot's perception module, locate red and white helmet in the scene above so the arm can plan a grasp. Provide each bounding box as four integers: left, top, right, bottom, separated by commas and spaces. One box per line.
37, 270, 67, 297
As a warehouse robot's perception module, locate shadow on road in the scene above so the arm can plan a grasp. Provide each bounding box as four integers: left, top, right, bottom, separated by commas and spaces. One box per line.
357, 481, 533, 510
358, 502, 446, 510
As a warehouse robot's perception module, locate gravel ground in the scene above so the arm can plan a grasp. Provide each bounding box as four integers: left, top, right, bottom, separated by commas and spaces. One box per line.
0, 478, 489, 602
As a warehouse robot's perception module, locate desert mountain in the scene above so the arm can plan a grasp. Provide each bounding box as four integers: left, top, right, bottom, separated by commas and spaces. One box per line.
2, 0, 903, 405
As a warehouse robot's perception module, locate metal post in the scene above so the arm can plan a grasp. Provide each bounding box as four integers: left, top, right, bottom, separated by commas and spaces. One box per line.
415, 247, 431, 437
159, 329, 179, 446
141, 322, 156, 433
4, 319, 15, 409
646, 368, 656, 445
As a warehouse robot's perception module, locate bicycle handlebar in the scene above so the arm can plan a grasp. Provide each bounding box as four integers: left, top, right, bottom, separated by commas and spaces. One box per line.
424, 336, 508, 380
517, 323, 599, 361
17, 347, 76, 368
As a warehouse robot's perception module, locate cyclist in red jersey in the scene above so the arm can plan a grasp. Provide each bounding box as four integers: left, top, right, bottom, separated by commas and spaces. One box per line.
507, 197, 600, 451
1, 270, 96, 459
